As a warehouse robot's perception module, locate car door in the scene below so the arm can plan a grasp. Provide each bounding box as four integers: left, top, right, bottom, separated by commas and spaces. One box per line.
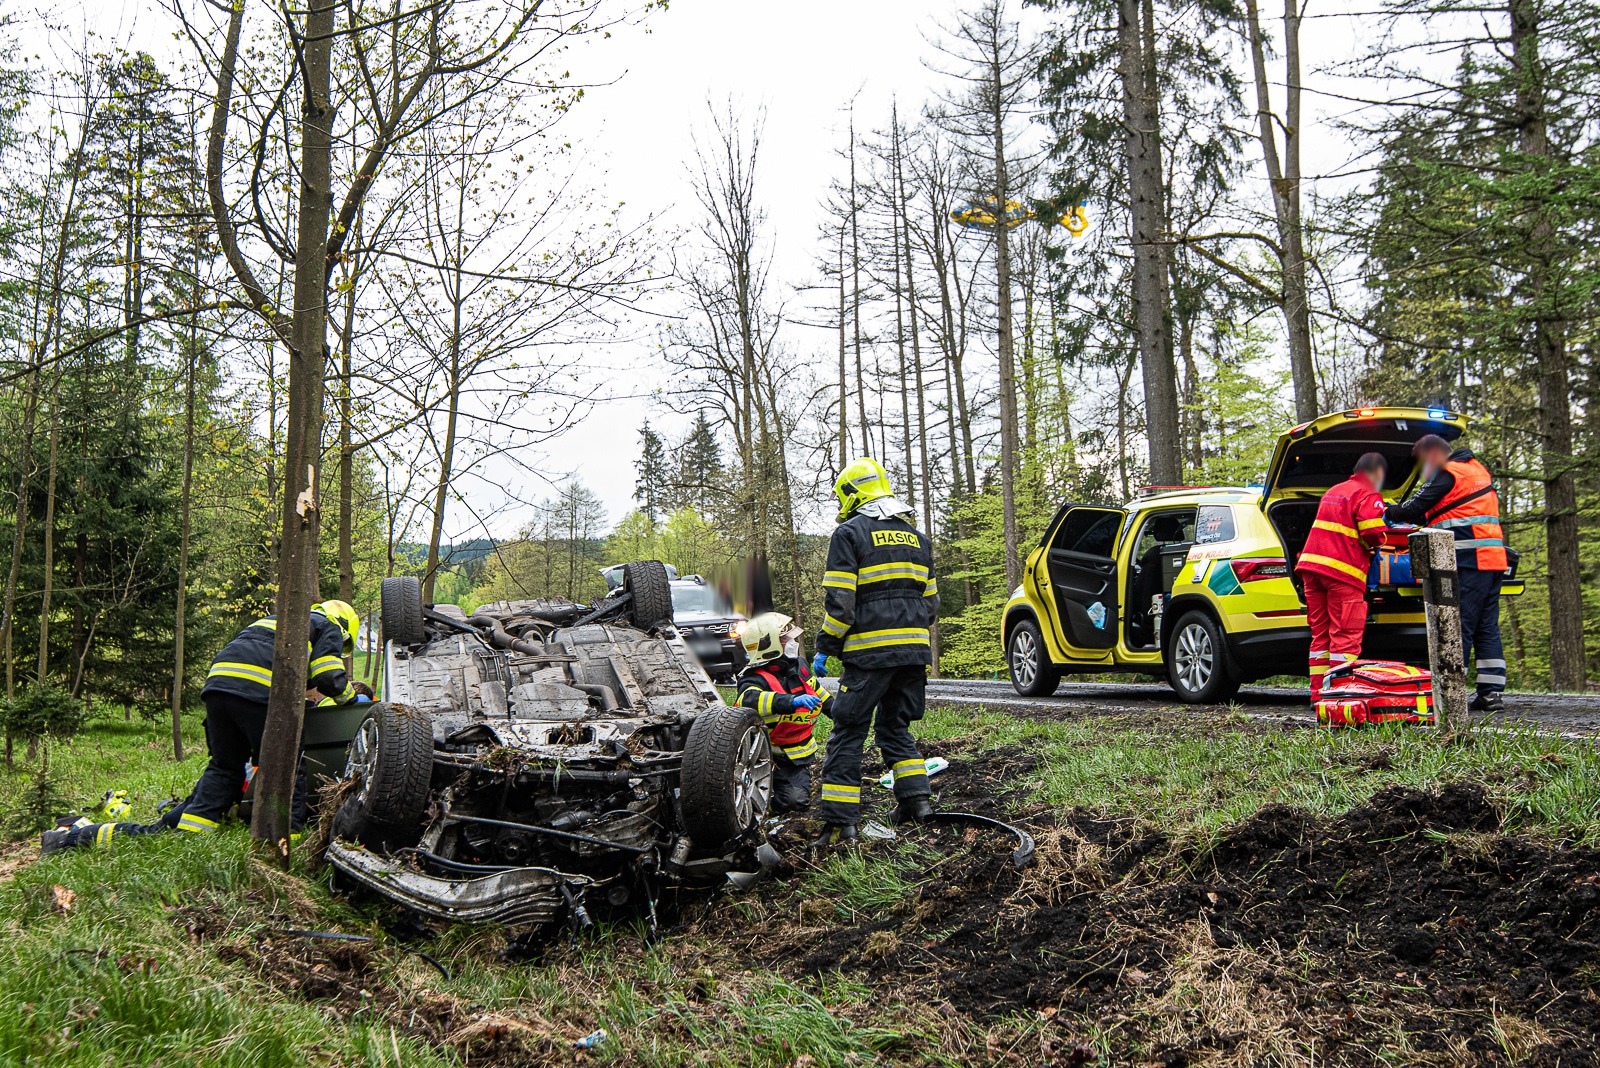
1032, 505, 1125, 653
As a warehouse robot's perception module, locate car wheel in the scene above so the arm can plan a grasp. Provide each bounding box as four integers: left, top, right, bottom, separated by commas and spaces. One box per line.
1008, 618, 1062, 697
331, 702, 434, 853
1165, 611, 1241, 704
380, 576, 426, 646
679, 706, 773, 848
621, 560, 673, 630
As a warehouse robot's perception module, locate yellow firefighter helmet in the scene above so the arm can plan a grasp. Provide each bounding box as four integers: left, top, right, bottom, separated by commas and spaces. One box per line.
313, 599, 361, 656
832, 457, 894, 523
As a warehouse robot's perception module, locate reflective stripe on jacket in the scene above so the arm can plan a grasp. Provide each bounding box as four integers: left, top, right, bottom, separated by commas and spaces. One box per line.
816, 511, 939, 668
734, 660, 829, 761
203, 611, 356, 705
1295, 476, 1388, 591
1425, 458, 1508, 571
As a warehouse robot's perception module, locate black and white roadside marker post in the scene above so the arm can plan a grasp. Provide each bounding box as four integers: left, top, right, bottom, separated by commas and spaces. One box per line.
1409, 527, 1469, 732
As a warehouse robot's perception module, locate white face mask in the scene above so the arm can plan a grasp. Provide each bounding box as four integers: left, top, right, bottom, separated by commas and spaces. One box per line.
782, 637, 801, 659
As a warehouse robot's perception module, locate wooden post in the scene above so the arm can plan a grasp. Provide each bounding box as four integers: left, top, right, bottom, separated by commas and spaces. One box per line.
1410, 528, 1469, 731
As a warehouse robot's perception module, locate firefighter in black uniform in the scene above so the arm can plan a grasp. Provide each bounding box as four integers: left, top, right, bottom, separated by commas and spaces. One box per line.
43, 601, 366, 852
734, 612, 831, 813
812, 458, 939, 847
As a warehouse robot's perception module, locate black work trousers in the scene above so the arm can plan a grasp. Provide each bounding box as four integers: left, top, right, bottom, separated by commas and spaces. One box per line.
64, 692, 308, 848
817, 663, 929, 825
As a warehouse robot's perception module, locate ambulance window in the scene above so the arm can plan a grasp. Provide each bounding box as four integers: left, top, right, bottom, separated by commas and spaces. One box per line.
1194, 505, 1236, 545
1051, 509, 1119, 557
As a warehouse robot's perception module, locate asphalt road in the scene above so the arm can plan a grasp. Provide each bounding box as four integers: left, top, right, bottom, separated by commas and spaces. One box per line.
925, 677, 1600, 737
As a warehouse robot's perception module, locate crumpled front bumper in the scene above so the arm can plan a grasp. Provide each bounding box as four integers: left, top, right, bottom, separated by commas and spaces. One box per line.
327, 841, 590, 926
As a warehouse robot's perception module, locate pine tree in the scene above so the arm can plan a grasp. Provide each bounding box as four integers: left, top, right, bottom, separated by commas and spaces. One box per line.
633, 421, 669, 524
674, 414, 724, 516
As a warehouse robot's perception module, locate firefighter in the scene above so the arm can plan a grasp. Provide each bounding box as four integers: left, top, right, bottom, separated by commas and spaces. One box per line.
811, 458, 939, 848
733, 612, 830, 813
1297, 452, 1390, 702
1385, 434, 1509, 711
42, 601, 367, 853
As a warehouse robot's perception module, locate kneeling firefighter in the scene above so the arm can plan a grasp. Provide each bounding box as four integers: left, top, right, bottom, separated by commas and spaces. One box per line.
733, 613, 830, 812
43, 601, 368, 853
811, 458, 940, 848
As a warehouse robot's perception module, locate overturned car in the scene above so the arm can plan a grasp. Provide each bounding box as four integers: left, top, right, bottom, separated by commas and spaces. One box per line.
322, 561, 778, 927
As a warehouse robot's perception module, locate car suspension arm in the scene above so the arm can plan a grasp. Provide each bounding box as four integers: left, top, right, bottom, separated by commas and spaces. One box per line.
439, 807, 652, 855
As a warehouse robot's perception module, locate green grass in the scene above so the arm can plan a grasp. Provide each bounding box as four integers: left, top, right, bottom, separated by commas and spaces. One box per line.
6, 702, 1600, 1064
914, 702, 1600, 844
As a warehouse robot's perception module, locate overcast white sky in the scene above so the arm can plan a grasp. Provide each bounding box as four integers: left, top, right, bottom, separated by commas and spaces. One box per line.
66, 0, 1376, 539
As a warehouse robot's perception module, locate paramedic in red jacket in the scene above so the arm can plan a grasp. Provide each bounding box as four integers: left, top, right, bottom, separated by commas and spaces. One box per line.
1297, 453, 1390, 700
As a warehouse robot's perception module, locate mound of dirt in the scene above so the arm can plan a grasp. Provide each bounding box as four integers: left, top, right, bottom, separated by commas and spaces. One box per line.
784, 781, 1600, 1066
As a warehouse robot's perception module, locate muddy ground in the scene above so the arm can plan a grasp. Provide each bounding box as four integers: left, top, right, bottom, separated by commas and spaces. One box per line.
192, 717, 1600, 1067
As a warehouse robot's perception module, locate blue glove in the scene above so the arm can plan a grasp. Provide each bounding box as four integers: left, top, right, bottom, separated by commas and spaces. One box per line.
793, 694, 822, 711
811, 652, 829, 677
352, 694, 373, 704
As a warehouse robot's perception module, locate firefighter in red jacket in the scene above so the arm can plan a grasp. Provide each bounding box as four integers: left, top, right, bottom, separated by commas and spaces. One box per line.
1297, 453, 1390, 701
734, 612, 831, 812
1385, 434, 1509, 711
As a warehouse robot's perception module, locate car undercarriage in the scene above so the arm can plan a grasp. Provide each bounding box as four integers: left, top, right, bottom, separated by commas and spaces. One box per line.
322, 561, 779, 928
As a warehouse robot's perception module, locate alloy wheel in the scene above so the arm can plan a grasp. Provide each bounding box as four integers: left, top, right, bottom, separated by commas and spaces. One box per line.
344, 716, 380, 801
1011, 628, 1038, 688
1174, 622, 1215, 694
731, 725, 774, 828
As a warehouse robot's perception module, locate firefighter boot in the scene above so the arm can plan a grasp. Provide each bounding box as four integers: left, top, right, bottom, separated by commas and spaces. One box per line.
891, 797, 935, 825
1469, 691, 1504, 714
811, 823, 858, 852
40, 828, 74, 856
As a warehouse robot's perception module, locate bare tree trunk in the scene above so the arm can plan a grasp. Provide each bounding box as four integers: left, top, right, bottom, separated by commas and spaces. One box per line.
170, 278, 199, 763
897, 116, 934, 542
989, 53, 1022, 589
891, 158, 915, 504
1508, 0, 1582, 690
1244, 0, 1316, 421
35, 369, 62, 683
1119, 0, 1181, 484
337, 258, 357, 608
849, 119, 868, 454
932, 204, 978, 495
253, 0, 336, 857
836, 226, 849, 460
1179, 309, 1200, 475
424, 152, 470, 605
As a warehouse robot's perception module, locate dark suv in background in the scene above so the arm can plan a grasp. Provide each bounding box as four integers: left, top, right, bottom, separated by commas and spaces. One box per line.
600, 564, 746, 681
669, 575, 746, 681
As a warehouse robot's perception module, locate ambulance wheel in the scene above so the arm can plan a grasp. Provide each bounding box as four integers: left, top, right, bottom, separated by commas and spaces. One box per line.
1008, 618, 1061, 697
1166, 611, 1240, 704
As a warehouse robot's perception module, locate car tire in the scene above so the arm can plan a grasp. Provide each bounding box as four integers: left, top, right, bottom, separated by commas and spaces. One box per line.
380, 576, 426, 646
1007, 618, 1062, 697
621, 560, 673, 630
1165, 611, 1241, 704
331, 702, 434, 853
678, 706, 773, 848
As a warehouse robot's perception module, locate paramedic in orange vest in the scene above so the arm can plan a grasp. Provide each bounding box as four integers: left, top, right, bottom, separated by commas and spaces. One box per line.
1386, 434, 1508, 712
1297, 452, 1390, 701
734, 612, 831, 812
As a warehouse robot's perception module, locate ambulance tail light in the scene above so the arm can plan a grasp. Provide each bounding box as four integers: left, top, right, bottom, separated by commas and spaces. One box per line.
1231, 558, 1289, 582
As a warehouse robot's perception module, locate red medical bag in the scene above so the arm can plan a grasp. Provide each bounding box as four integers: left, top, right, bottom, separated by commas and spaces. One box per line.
1315, 660, 1434, 728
